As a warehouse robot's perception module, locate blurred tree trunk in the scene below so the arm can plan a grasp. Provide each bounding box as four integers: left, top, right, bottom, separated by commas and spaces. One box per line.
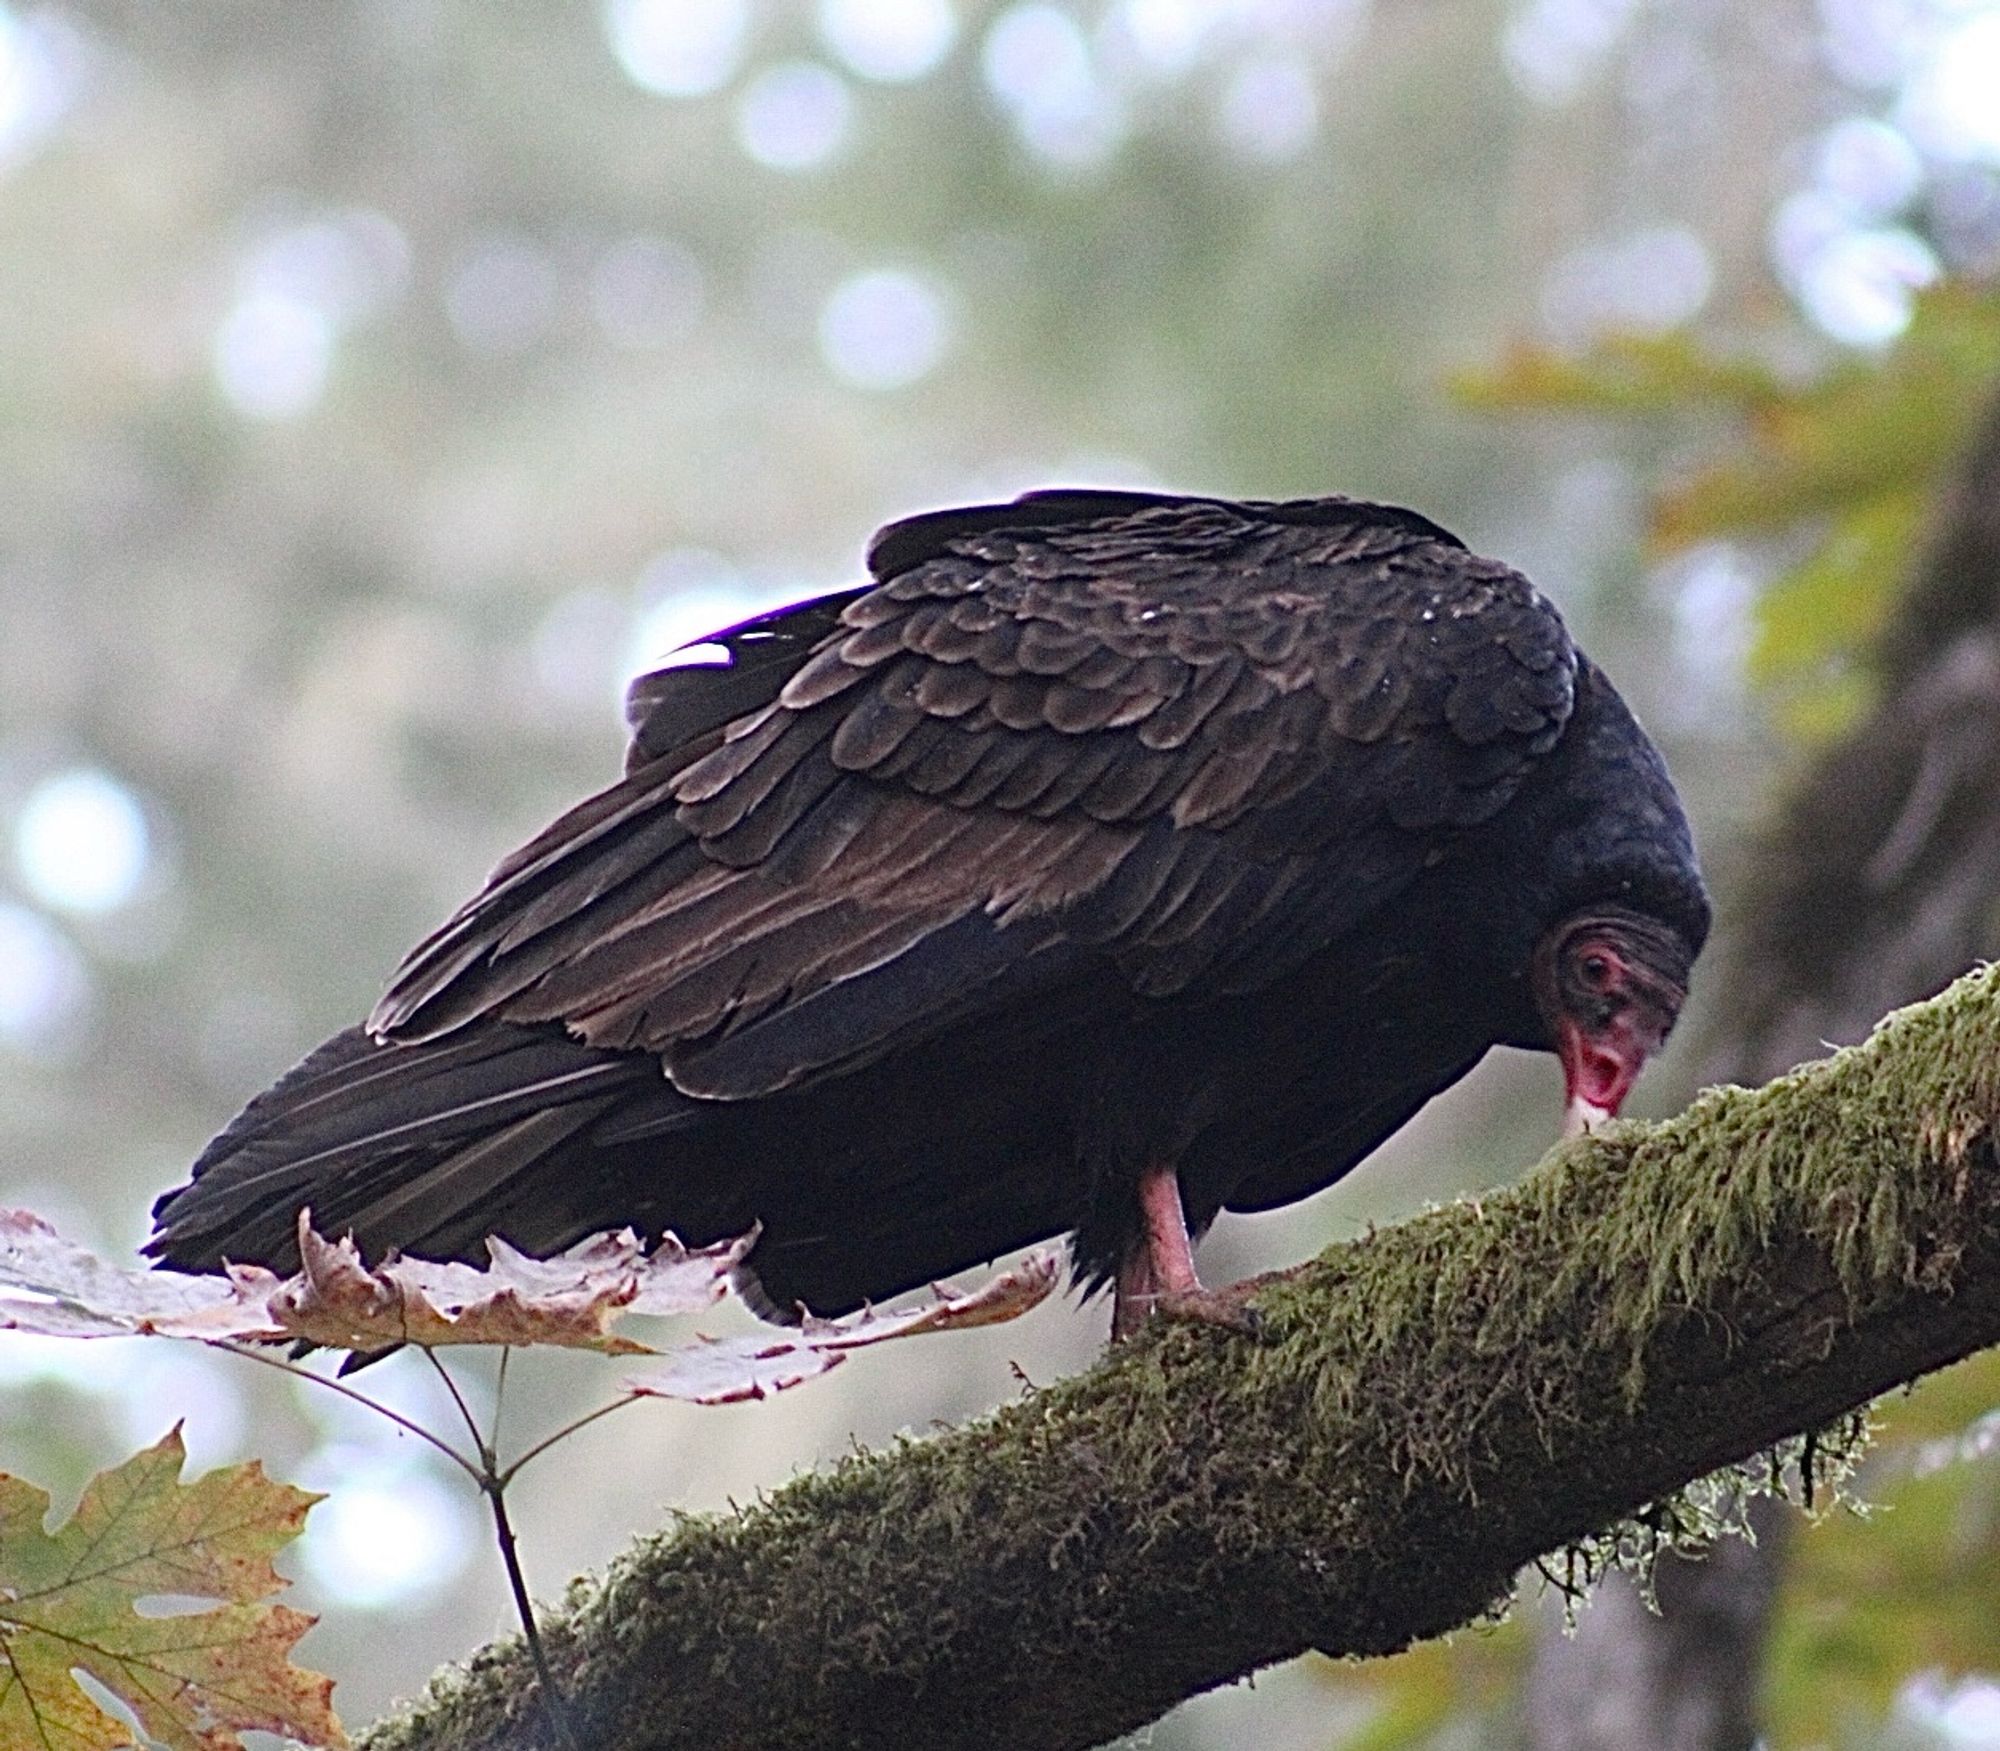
1521, 378, 2000, 1751
1523, 1502, 1787, 1751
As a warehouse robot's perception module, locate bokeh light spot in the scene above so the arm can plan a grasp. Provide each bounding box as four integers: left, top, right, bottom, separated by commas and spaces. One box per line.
589, 236, 706, 347
213, 293, 333, 420
983, 4, 1090, 109
297, 1456, 475, 1609
241, 212, 410, 330
818, 0, 956, 82
1817, 0, 1915, 91
1216, 53, 1318, 162
1904, 1673, 2000, 1749
0, 4, 84, 166
445, 235, 559, 355
0, 902, 90, 1055
1541, 226, 1713, 343
604, 0, 749, 98
1898, 11, 2000, 164
817, 268, 954, 389
16, 769, 151, 914
982, 3, 1124, 165
735, 61, 854, 171
1502, 0, 1640, 104
1780, 218, 1940, 346
1815, 116, 1923, 221
1114, 0, 1216, 78
1657, 541, 1756, 725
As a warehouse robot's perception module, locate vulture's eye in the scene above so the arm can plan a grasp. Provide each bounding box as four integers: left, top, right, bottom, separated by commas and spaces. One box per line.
1580, 951, 1614, 989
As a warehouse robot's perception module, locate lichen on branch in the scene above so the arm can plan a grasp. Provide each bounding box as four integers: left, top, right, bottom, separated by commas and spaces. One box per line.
360, 963, 2000, 1751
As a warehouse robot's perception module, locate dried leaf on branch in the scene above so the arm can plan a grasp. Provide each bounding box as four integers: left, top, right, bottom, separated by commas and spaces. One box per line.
628, 1252, 1063, 1404
0, 1208, 1058, 1402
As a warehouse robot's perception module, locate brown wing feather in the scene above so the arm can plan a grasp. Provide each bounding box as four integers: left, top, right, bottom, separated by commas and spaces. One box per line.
371, 492, 1577, 1096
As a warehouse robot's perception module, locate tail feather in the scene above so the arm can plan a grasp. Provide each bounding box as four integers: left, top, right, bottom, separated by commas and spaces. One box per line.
153, 1013, 1082, 1326
149, 1023, 675, 1274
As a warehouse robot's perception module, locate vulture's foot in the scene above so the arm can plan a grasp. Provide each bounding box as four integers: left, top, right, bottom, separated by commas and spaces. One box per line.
1111, 1164, 1267, 1340
1151, 1284, 1265, 1338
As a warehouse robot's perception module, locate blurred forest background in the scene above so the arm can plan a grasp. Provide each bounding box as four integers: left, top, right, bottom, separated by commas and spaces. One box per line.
2, 0, 1999, 1745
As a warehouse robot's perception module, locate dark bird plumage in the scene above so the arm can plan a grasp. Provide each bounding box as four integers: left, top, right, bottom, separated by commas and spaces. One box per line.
151, 490, 1709, 1333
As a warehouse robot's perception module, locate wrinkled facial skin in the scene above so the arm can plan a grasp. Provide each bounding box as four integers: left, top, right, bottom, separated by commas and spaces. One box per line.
1531, 908, 1694, 1137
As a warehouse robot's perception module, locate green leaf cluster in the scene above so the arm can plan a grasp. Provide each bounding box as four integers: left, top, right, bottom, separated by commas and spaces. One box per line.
1460, 286, 2000, 738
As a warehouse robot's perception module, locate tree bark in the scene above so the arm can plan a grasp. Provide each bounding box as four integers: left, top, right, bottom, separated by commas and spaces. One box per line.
357, 962, 2000, 1751
1522, 380, 2000, 1751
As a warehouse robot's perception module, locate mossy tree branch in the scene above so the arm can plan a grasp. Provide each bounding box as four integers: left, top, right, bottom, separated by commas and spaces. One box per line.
1525, 375, 2000, 1751
360, 964, 2000, 1751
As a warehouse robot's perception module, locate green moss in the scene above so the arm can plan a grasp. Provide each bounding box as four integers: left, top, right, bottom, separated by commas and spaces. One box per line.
1236, 962, 2000, 1489
359, 964, 2000, 1751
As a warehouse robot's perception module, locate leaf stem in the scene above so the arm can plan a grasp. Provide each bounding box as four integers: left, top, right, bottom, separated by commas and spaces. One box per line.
212, 1341, 482, 1483
482, 1472, 574, 1749
491, 1346, 512, 1454
423, 1347, 492, 1467
497, 1392, 644, 1489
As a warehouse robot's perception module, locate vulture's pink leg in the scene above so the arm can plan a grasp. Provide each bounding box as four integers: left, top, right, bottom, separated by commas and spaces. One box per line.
1110, 1164, 1261, 1340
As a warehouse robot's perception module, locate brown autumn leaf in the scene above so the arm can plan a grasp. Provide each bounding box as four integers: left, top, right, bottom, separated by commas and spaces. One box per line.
628, 1250, 1062, 1404
0, 1206, 752, 1354
0, 1427, 343, 1751
265, 1213, 755, 1353
0, 1207, 1058, 1402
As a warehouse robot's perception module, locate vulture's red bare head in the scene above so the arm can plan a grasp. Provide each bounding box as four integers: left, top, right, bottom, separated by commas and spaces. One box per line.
1532, 907, 1694, 1137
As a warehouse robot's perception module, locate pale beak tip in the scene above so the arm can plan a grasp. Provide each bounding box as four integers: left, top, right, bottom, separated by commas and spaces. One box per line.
1563, 1097, 1614, 1140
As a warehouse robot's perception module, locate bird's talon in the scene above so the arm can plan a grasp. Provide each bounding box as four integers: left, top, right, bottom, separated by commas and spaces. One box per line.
1153, 1287, 1265, 1339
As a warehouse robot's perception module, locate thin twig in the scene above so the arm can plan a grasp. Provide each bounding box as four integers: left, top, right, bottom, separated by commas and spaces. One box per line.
213, 1340, 482, 1482
492, 1346, 512, 1454
423, 1347, 491, 1464
498, 1391, 645, 1489
483, 1473, 574, 1749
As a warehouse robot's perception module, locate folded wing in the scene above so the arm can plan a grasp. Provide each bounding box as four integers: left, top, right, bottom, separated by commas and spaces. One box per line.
370, 491, 1579, 1101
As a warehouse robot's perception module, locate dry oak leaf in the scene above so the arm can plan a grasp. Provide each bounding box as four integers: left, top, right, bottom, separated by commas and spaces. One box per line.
0, 1427, 343, 1751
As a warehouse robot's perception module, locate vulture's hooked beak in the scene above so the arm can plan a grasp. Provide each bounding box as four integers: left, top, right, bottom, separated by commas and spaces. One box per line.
1556, 1014, 1651, 1138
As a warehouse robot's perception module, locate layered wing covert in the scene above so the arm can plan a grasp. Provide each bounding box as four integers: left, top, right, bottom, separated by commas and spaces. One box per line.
369, 491, 1578, 1099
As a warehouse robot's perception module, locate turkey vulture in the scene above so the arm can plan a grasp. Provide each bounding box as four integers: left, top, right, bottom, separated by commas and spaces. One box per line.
151, 489, 1708, 1338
